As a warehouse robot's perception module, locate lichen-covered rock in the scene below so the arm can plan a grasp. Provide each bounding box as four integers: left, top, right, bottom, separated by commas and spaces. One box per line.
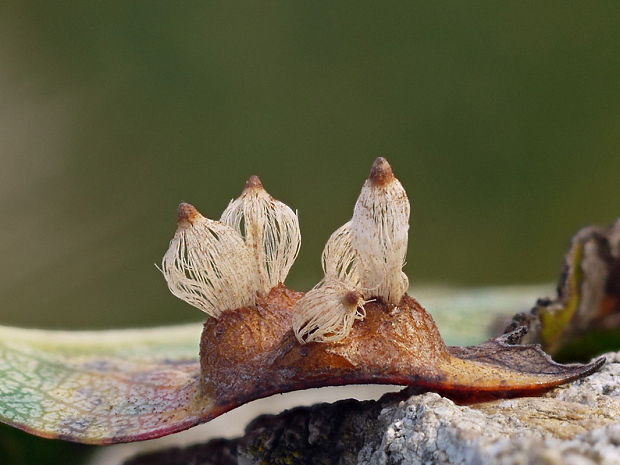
124, 352, 620, 465
360, 352, 620, 465
360, 353, 620, 465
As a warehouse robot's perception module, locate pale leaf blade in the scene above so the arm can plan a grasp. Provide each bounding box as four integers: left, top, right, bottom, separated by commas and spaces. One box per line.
0, 324, 213, 444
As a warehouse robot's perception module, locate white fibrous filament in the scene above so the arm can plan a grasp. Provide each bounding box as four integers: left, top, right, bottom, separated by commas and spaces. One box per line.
293, 157, 410, 343
350, 157, 410, 304
160, 176, 301, 318
292, 280, 367, 343
160, 203, 259, 318
321, 222, 362, 288
220, 176, 301, 295
161, 159, 409, 341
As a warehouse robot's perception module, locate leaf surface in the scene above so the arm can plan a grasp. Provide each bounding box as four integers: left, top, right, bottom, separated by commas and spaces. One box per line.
0, 324, 210, 444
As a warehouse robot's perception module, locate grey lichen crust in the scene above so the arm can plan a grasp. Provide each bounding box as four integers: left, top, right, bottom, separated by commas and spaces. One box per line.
125, 351, 620, 465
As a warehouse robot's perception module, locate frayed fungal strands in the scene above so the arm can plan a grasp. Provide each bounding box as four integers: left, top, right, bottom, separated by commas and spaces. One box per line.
221, 176, 301, 295
160, 203, 258, 318
350, 157, 410, 304
292, 280, 367, 343
161, 177, 300, 318
294, 157, 410, 343
321, 221, 362, 288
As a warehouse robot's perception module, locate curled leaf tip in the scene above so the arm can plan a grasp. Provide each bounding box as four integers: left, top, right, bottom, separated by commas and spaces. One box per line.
369, 156, 394, 186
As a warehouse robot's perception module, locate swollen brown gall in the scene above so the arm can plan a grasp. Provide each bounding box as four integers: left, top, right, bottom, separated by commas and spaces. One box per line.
160, 158, 603, 412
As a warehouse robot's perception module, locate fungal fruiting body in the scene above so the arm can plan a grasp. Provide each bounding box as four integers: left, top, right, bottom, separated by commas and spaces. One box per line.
220, 175, 301, 295
292, 157, 410, 342
0, 158, 606, 445
160, 178, 301, 317
160, 203, 258, 317
349, 157, 410, 304
291, 281, 368, 343
175, 158, 602, 433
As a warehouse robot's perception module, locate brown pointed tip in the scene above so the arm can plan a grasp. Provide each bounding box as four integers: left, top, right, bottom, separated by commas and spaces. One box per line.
343, 290, 362, 306
177, 202, 202, 225
244, 175, 264, 191
369, 157, 395, 186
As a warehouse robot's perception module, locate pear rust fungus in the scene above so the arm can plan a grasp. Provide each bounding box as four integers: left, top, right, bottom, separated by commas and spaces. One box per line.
165, 157, 603, 438
0, 158, 606, 445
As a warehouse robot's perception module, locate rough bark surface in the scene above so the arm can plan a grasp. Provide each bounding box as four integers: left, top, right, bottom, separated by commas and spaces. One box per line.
125, 351, 620, 465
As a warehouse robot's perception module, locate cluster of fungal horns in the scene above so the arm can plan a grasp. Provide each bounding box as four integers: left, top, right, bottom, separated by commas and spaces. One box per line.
0, 157, 605, 447
160, 157, 410, 343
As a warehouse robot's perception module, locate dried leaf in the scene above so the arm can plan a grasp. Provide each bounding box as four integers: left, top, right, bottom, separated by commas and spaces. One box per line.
0, 324, 206, 444
202, 286, 602, 410
0, 286, 603, 444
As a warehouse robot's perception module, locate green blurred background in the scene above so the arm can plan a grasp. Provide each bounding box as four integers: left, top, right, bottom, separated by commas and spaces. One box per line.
0, 2, 619, 463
